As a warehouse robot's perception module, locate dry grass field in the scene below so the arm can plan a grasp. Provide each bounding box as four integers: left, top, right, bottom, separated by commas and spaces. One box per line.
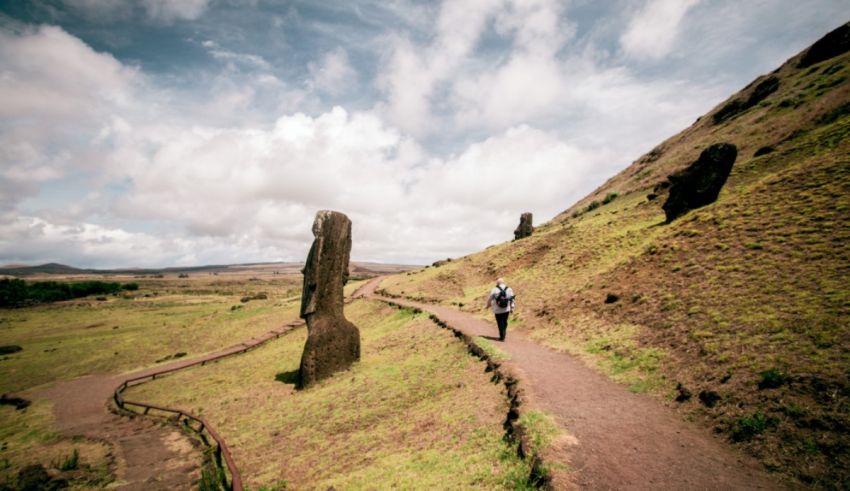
1, 271, 531, 489
1, 271, 303, 487
125, 300, 534, 489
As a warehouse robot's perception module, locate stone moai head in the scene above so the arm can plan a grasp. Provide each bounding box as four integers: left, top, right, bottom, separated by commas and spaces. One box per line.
514, 212, 534, 240
662, 143, 737, 222
298, 210, 360, 388
300, 210, 352, 320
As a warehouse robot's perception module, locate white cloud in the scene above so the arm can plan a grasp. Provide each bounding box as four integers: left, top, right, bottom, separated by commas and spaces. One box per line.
308, 47, 358, 95
620, 0, 701, 60
140, 0, 210, 22
61, 0, 130, 19
0, 14, 719, 267
494, 0, 573, 55
0, 24, 140, 209
201, 40, 271, 70
375, 0, 502, 135
451, 50, 567, 129
62, 0, 209, 23
375, 0, 578, 135
5, 2, 848, 268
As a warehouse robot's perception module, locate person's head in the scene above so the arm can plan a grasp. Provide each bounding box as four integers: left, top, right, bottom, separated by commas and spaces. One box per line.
496, 277, 505, 286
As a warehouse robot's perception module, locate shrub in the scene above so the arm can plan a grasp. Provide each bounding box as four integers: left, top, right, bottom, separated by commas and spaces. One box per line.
0, 279, 131, 307
55, 448, 79, 471
585, 200, 601, 213
602, 192, 619, 204
816, 102, 850, 125
731, 413, 776, 442
758, 369, 785, 389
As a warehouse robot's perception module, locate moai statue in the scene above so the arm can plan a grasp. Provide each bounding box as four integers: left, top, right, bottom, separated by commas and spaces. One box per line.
662, 143, 737, 222
298, 210, 360, 388
514, 212, 534, 240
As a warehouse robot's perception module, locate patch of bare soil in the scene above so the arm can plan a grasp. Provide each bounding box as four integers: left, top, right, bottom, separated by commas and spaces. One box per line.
359, 278, 786, 489
28, 373, 202, 490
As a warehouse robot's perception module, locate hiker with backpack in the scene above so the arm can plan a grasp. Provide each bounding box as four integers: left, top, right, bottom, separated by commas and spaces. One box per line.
485, 278, 515, 341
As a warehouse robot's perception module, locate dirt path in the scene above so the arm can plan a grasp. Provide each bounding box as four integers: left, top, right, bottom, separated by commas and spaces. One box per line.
29, 373, 201, 490
26, 323, 301, 490
357, 278, 784, 490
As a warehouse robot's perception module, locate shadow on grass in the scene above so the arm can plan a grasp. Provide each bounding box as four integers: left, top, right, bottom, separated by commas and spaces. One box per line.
275, 369, 300, 385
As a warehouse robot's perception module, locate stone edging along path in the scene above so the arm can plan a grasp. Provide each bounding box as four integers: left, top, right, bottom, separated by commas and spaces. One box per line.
380, 298, 552, 488
356, 277, 785, 490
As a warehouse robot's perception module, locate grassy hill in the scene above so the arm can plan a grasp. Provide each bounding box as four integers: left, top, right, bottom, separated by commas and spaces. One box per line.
380, 21, 850, 487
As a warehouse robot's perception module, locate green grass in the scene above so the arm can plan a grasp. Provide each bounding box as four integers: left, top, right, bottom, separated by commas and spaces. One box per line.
0, 274, 302, 486
474, 336, 509, 361
0, 275, 301, 393
124, 300, 532, 489
374, 49, 850, 485
516, 410, 559, 457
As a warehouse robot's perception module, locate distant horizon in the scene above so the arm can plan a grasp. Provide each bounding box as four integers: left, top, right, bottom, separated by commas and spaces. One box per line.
2, 1, 849, 268
0, 259, 425, 271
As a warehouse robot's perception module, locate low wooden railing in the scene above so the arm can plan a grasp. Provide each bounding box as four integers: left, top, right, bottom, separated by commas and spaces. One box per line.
113, 320, 305, 491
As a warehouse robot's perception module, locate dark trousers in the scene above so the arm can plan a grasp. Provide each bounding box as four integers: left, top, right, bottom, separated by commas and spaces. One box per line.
495, 312, 509, 341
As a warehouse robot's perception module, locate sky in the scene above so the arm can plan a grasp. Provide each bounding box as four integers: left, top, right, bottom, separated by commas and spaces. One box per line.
1, 0, 848, 268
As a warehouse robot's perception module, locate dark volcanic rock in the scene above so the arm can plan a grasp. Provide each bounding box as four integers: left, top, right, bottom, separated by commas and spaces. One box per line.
698, 390, 721, 408
0, 394, 31, 410
298, 210, 360, 388
662, 143, 738, 222
713, 76, 780, 124
753, 145, 775, 157
675, 383, 692, 402
514, 212, 534, 240
604, 293, 620, 304
0, 345, 22, 355
799, 21, 850, 68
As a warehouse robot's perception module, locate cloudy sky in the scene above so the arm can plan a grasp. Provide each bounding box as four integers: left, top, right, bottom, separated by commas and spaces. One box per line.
1, 0, 848, 268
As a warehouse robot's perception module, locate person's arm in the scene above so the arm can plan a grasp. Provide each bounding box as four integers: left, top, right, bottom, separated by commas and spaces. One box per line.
485, 290, 493, 309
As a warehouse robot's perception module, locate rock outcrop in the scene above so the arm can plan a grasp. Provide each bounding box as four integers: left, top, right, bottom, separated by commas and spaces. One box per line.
298, 210, 360, 388
514, 213, 533, 240
662, 143, 738, 222
798, 21, 850, 68
712, 76, 780, 124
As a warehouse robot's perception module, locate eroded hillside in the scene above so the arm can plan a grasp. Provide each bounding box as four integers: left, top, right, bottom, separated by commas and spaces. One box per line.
381, 22, 850, 487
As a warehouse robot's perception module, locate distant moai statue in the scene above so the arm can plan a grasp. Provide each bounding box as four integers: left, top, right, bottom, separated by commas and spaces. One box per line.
514, 212, 534, 240
298, 210, 360, 388
662, 143, 738, 222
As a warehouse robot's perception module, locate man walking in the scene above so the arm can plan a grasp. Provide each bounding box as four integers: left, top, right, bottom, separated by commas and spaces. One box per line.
486, 278, 515, 341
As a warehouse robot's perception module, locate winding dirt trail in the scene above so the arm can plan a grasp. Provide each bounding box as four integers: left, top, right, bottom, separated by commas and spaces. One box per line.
26, 324, 300, 489
357, 277, 784, 490
29, 373, 201, 490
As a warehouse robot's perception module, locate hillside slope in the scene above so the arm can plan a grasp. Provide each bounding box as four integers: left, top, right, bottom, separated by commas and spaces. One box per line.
381, 21, 850, 487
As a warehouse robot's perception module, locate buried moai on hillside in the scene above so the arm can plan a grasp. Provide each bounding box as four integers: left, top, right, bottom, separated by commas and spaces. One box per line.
514, 212, 533, 240
298, 210, 360, 389
662, 143, 738, 222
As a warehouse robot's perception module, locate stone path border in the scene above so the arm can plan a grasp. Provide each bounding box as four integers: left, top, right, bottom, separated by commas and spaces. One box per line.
357, 277, 784, 490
